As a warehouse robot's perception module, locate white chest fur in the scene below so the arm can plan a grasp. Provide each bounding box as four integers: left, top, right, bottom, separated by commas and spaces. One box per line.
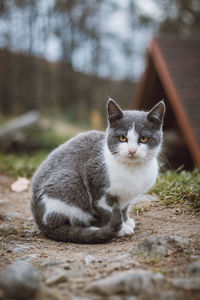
104, 145, 158, 209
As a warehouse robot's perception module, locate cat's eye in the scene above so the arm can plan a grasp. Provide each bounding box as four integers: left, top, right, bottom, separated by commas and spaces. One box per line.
119, 135, 128, 142
139, 136, 148, 143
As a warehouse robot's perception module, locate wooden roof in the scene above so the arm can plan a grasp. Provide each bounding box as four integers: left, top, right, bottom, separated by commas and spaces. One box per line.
134, 37, 200, 168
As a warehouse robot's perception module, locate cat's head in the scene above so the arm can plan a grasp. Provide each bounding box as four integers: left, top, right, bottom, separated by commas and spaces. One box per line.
106, 98, 165, 165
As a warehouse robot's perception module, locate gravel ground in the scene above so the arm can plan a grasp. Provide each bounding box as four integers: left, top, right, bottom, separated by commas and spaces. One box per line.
0, 174, 200, 300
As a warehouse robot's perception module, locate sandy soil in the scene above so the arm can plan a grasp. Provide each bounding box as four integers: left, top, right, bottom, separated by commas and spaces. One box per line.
0, 174, 200, 299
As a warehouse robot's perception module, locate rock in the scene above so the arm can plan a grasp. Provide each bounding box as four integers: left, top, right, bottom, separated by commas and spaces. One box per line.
0, 261, 40, 299
186, 260, 200, 277
13, 244, 35, 253
109, 297, 137, 300
70, 297, 93, 300
5, 211, 22, 218
0, 224, 18, 236
137, 235, 190, 258
11, 177, 30, 193
13, 246, 28, 253
153, 291, 182, 300
41, 260, 66, 267
45, 268, 69, 286
85, 269, 164, 296
18, 254, 38, 262
22, 229, 37, 237
172, 277, 200, 291
85, 255, 96, 264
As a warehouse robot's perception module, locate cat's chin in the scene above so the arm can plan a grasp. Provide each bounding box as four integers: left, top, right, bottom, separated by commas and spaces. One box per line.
117, 155, 145, 166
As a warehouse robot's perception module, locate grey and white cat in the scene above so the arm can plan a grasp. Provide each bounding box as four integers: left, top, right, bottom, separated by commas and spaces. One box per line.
31, 99, 165, 243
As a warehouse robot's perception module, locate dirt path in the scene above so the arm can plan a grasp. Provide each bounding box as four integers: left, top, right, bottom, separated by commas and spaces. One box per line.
0, 174, 200, 300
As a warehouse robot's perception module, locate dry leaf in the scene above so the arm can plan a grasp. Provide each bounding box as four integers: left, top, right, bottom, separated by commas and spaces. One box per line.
11, 177, 30, 193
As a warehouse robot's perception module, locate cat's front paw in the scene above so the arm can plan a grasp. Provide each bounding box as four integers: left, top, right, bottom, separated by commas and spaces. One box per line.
117, 223, 134, 237
125, 218, 136, 230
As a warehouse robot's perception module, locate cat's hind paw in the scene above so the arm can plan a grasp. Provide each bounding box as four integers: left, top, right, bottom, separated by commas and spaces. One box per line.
117, 223, 134, 237
125, 218, 136, 230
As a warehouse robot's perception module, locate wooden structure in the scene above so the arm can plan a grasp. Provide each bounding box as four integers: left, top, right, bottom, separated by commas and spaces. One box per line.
133, 37, 200, 169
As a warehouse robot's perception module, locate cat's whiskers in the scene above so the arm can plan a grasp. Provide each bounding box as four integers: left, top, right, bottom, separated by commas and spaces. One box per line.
158, 152, 171, 171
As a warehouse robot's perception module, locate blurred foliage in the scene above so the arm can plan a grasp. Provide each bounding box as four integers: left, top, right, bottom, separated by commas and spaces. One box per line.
0, 151, 46, 178
150, 169, 200, 211
0, 125, 72, 177
129, 0, 200, 37
157, 0, 200, 36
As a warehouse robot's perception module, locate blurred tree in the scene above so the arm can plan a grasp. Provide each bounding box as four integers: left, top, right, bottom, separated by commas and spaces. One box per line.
128, 0, 200, 37
158, 0, 200, 36
0, 0, 134, 120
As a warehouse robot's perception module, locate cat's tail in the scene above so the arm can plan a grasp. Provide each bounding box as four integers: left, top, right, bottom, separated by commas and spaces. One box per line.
42, 203, 123, 244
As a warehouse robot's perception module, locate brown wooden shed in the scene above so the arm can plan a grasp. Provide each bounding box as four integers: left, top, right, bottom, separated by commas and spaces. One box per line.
133, 37, 200, 169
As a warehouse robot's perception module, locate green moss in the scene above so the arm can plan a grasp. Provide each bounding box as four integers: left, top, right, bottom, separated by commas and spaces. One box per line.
150, 169, 200, 211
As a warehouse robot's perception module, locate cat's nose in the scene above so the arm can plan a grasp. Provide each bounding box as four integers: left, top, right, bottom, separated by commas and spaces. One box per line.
129, 148, 137, 156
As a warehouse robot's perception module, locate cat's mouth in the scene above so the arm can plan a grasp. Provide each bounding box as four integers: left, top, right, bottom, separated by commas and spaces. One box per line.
127, 154, 139, 160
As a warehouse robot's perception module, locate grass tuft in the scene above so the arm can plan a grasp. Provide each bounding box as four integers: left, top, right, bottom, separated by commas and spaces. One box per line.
150, 169, 200, 211
0, 151, 47, 178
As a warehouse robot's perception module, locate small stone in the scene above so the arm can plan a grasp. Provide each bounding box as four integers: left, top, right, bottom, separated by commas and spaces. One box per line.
190, 255, 200, 260
85, 269, 164, 296
13, 245, 29, 253
63, 265, 71, 270
18, 254, 38, 262
186, 260, 200, 277
21, 230, 37, 238
70, 297, 92, 300
5, 211, 22, 218
11, 177, 30, 192
0, 261, 40, 299
85, 255, 96, 264
0, 224, 18, 236
109, 297, 137, 300
41, 260, 65, 267
137, 234, 190, 258
45, 269, 69, 286
153, 291, 182, 300
172, 277, 200, 291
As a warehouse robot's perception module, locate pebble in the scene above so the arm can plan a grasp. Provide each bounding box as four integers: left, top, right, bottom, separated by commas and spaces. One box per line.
172, 277, 200, 291
13, 246, 28, 253
0, 224, 18, 236
109, 297, 137, 300
21, 230, 37, 238
41, 260, 66, 267
137, 234, 190, 257
70, 297, 93, 300
153, 291, 182, 300
85, 255, 96, 264
13, 244, 35, 253
17, 254, 38, 262
45, 268, 69, 286
5, 211, 22, 218
186, 260, 200, 277
85, 269, 164, 296
0, 261, 40, 299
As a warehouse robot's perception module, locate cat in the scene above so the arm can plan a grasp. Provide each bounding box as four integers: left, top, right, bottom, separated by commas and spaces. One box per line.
31, 98, 165, 244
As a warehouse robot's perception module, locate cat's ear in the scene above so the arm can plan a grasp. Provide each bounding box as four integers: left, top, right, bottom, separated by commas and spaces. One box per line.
107, 98, 123, 123
147, 100, 165, 124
